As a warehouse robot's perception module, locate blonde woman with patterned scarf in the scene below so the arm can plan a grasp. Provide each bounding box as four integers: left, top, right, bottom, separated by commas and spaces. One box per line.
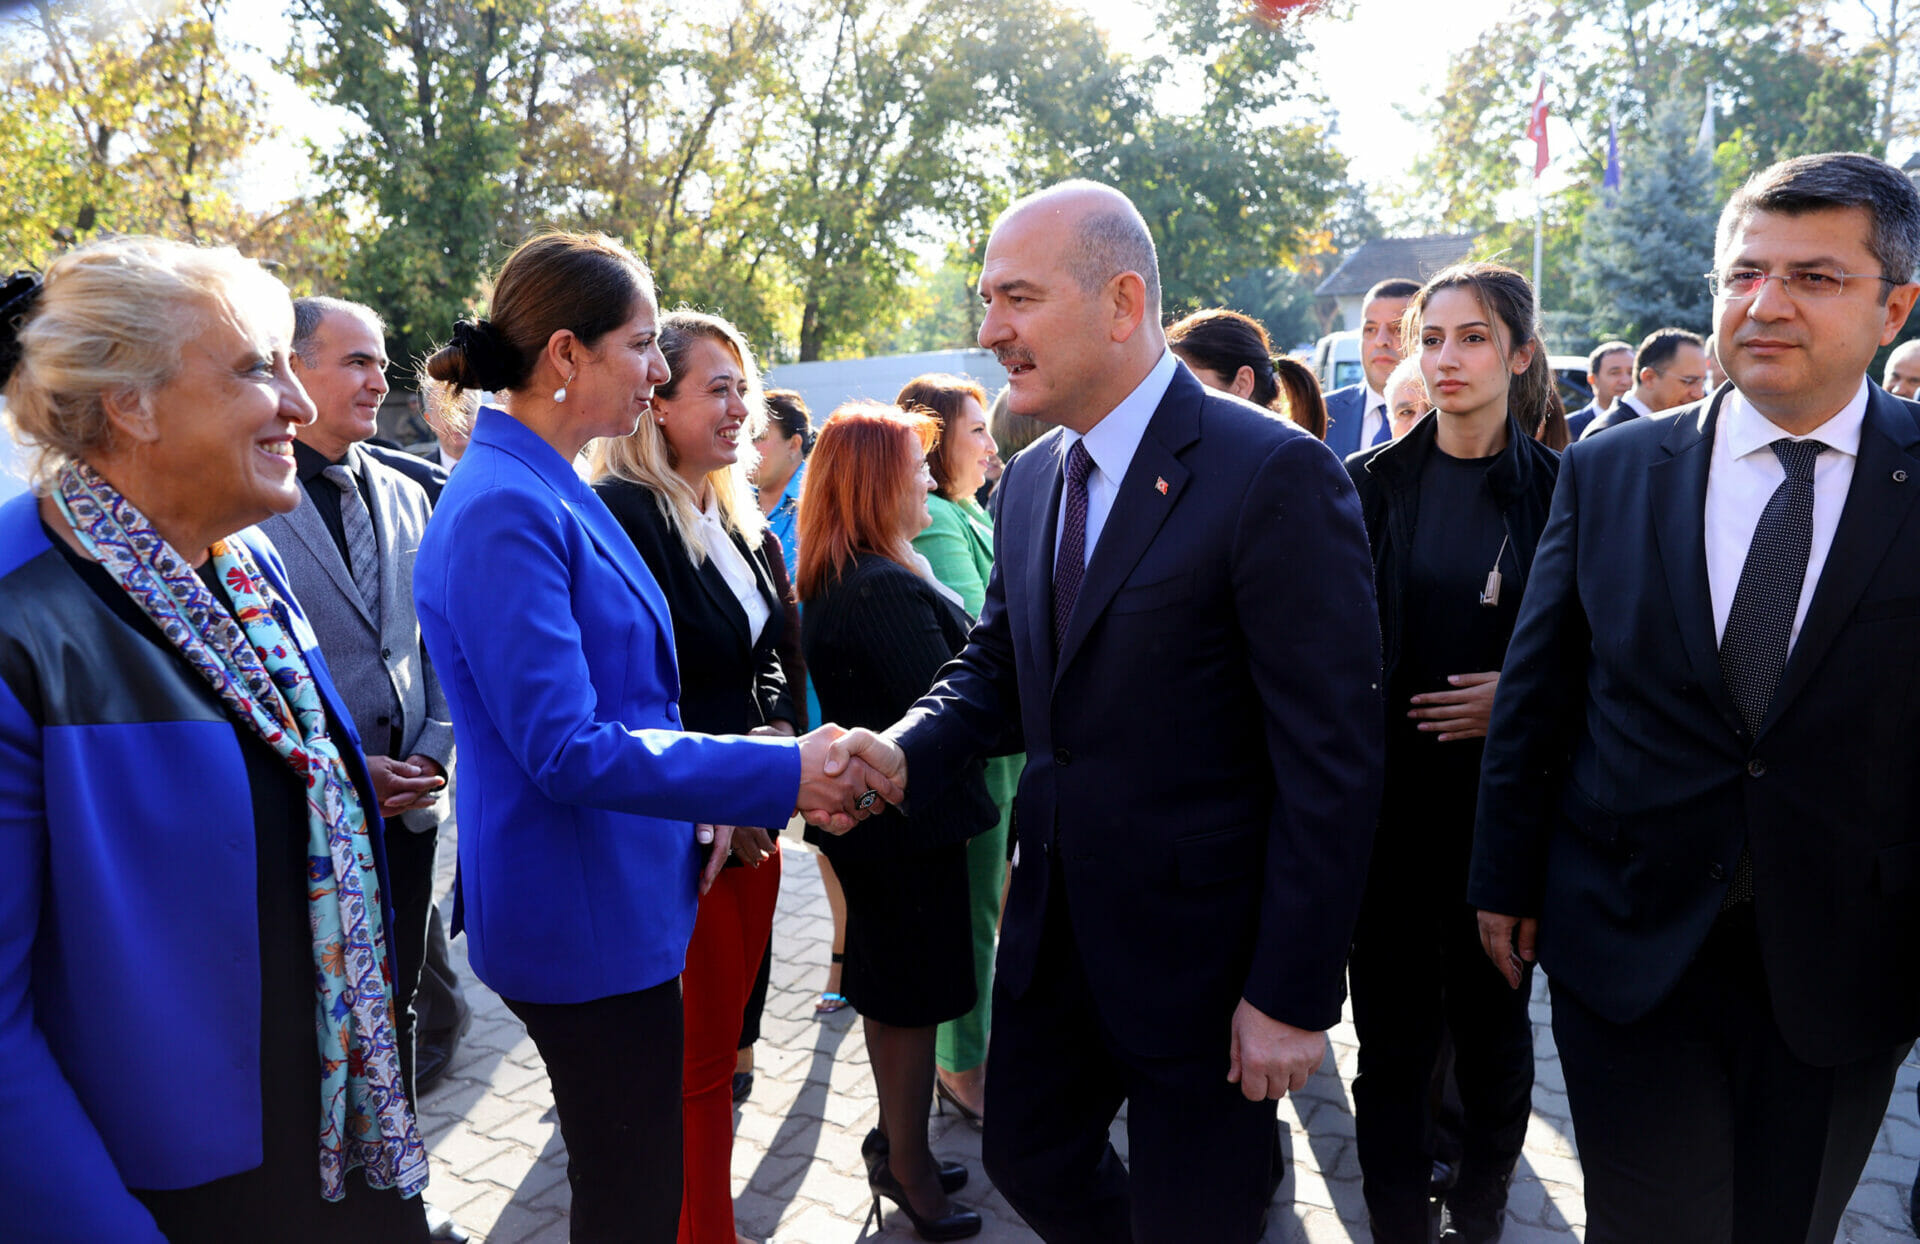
0, 238, 431, 1242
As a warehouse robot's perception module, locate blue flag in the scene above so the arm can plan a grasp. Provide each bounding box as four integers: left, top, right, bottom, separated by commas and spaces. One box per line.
1602, 117, 1621, 203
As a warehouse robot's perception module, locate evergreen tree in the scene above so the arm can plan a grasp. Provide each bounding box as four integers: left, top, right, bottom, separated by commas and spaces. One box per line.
1571, 97, 1718, 343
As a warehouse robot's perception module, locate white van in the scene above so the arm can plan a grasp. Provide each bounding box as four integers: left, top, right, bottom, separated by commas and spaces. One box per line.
1313, 330, 1362, 393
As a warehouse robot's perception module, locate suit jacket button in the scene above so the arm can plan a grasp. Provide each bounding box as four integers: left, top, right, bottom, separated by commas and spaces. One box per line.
1709, 863, 1726, 881
1053, 747, 1071, 766
1747, 758, 1767, 777
381, 647, 393, 659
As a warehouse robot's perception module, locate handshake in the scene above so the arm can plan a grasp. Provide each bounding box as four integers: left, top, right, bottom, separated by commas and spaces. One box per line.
794, 724, 910, 833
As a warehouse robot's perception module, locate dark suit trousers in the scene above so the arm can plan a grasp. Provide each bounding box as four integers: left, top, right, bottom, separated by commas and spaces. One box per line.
981, 859, 1277, 1244
1552, 905, 1902, 1244
1349, 842, 1534, 1241
384, 822, 439, 1096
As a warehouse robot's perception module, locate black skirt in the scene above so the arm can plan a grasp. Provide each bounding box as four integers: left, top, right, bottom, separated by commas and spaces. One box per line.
818, 833, 976, 1028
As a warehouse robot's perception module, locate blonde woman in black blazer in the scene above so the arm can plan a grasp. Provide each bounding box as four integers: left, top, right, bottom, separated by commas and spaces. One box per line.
591, 310, 794, 1244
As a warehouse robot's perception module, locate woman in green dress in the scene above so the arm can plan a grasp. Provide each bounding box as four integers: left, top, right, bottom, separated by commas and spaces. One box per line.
895, 373, 1014, 1126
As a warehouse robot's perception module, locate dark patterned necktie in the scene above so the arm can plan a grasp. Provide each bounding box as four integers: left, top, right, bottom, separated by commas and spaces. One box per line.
323, 463, 382, 622
1717, 437, 1824, 905
1052, 440, 1093, 650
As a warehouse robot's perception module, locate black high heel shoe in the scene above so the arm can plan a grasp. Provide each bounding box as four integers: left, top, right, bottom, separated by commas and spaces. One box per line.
861, 1129, 967, 1193
867, 1162, 982, 1241
932, 1077, 984, 1131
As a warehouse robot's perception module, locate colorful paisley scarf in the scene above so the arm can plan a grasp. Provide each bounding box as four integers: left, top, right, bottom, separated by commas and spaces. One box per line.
52, 460, 428, 1202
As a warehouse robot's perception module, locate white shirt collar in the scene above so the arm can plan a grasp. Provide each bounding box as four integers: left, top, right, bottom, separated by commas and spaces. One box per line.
1724, 377, 1869, 461
1063, 348, 1178, 484
1620, 392, 1654, 419
1364, 383, 1386, 414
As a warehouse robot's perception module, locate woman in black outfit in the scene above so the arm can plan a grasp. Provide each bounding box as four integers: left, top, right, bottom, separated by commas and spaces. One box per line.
797, 401, 996, 1242
1344, 262, 1562, 1244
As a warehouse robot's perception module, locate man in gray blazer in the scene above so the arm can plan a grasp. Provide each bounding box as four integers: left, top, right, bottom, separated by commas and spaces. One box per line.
260, 297, 455, 1104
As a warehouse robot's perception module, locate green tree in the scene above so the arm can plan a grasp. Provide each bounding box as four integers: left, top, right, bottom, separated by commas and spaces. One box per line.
0, 0, 281, 267
1571, 98, 1718, 342
994, 0, 1349, 318
282, 0, 561, 366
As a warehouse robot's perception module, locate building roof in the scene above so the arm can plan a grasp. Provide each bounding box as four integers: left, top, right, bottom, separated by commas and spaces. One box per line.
1314, 234, 1477, 297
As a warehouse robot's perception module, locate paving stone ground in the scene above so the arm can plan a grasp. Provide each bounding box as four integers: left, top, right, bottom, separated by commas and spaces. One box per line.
418, 826, 1920, 1243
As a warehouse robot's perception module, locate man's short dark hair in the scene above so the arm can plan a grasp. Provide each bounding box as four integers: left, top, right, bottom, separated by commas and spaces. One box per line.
1364, 279, 1422, 306
1635, 328, 1704, 376
1587, 340, 1632, 375
1716, 152, 1920, 302
292, 296, 386, 364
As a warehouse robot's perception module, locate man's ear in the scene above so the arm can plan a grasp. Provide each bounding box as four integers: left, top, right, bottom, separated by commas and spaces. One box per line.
1109, 271, 1150, 344
1879, 282, 1920, 346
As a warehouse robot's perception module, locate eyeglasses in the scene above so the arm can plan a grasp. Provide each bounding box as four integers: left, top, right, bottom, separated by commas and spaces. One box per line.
1704, 269, 1898, 300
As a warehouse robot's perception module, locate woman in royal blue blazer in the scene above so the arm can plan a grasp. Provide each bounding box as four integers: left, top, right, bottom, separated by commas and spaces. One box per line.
414, 232, 888, 1241
0, 240, 431, 1241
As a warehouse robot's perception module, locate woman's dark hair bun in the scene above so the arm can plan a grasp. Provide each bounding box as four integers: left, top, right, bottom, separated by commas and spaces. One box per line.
430, 317, 522, 393
0, 271, 46, 387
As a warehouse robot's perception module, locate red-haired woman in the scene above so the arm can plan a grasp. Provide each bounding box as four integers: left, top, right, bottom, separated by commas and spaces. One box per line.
798, 402, 996, 1241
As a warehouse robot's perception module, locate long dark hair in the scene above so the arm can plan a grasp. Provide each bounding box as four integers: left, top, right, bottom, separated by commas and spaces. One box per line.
1166, 308, 1280, 411
1404, 262, 1565, 449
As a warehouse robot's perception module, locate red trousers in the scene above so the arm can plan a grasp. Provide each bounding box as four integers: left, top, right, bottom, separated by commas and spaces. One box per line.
679, 842, 781, 1243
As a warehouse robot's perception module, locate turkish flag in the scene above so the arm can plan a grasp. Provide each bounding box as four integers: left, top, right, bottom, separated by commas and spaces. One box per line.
1526, 73, 1549, 178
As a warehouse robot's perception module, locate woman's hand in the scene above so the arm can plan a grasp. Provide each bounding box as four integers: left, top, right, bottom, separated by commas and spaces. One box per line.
1408, 671, 1500, 741
697, 825, 734, 896
729, 825, 777, 867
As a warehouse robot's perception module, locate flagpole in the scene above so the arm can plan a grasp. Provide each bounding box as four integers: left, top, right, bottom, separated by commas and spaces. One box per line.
1532, 187, 1544, 310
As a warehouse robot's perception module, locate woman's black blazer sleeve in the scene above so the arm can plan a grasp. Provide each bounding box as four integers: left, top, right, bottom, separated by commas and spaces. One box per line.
803, 554, 995, 857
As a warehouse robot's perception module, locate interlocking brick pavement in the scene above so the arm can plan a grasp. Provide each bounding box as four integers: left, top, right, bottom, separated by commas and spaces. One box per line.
419, 826, 1920, 1242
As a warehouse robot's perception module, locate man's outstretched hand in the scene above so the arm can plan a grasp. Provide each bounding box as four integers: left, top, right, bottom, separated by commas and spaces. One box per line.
797, 726, 908, 833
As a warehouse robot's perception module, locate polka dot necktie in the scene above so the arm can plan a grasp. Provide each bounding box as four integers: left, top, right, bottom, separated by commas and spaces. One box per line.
1052, 440, 1093, 652
1716, 437, 1825, 905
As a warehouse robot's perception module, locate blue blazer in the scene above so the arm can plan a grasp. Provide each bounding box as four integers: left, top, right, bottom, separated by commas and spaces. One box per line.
1322, 383, 1370, 459
413, 409, 799, 1005
0, 496, 392, 1242
890, 367, 1383, 1057
1563, 400, 1601, 440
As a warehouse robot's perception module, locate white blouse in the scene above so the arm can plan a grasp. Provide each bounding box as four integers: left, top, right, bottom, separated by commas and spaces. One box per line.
696, 497, 771, 644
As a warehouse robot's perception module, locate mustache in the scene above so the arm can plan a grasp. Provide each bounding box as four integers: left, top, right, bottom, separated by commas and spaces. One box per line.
996, 349, 1035, 369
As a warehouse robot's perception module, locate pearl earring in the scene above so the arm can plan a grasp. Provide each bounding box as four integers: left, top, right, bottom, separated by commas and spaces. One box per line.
553, 371, 575, 403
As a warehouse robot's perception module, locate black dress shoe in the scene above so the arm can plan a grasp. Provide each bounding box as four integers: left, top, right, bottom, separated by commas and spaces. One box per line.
415, 1035, 456, 1094
732, 1071, 754, 1104
867, 1162, 981, 1241
861, 1128, 967, 1193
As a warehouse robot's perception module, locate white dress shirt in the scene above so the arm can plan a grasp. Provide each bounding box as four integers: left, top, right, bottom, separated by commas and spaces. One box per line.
1703, 378, 1867, 653
696, 496, 771, 643
1617, 392, 1654, 421
1359, 384, 1389, 449
1055, 349, 1179, 572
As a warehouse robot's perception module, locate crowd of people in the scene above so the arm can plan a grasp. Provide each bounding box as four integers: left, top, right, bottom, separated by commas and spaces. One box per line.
0, 146, 1916, 1244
